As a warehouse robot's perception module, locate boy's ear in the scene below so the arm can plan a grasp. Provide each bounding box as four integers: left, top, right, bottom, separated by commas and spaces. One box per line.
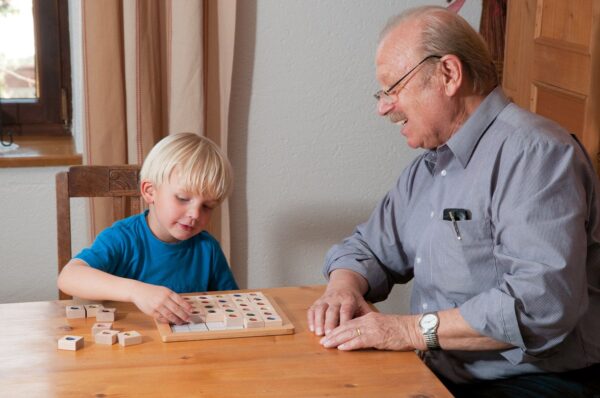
140, 180, 156, 205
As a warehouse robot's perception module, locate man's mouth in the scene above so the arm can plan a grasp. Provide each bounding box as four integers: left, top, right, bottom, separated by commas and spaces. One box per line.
389, 112, 407, 126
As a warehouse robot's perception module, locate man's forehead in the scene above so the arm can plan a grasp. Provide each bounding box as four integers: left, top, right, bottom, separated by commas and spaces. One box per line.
375, 43, 417, 82
375, 21, 421, 81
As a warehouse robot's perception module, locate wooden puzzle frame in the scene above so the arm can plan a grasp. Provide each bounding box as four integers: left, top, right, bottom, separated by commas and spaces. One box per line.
155, 292, 295, 342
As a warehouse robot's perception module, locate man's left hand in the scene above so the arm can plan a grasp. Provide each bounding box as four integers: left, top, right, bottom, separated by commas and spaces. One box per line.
319, 312, 423, 351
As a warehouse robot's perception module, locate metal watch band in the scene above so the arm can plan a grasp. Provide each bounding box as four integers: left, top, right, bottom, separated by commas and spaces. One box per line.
424, 331, 440, 350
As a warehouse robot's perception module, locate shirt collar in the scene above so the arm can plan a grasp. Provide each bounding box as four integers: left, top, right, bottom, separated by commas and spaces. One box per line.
424, 150, 438, 174
445, 86, 510, 168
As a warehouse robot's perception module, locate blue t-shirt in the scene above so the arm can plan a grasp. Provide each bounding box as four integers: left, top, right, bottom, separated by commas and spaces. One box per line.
75, 211, 238, 293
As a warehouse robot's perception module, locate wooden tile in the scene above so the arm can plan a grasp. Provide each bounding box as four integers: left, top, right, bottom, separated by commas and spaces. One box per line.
216, 298, 235, 310
199, 303, 218, 315
91, 322, 112, 336
189, 310, 205, 324
95, 330, 119, 345
84, 304, 103, 318
65, 305, 85, 319
58, 335, 84, 351
118, 331, 142, 346
243, 312, 265, 328
96, 308, 116, 322
224, 309, 244, 329
188, 323, 209, 332
263, 313, 283, 327
205, 322, 226, 331
171, 324, 191, 333
205, 308, 224, 322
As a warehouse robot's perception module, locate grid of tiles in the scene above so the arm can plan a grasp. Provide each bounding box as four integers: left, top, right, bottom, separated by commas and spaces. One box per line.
154, 291, 295, 342
172, 292, 283, 332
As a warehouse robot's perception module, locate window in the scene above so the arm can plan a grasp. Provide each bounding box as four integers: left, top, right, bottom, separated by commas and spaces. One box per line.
0, 0, 71, 137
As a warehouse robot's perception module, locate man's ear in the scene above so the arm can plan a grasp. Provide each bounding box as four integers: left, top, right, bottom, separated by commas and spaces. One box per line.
438, 54, 463, 97
140, 180, 156, 205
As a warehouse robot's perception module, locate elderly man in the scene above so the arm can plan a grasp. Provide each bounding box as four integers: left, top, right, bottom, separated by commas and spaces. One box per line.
308, 5, 600, 397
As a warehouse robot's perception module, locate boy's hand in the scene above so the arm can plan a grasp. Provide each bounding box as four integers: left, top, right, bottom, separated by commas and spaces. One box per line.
130, 282, 192, 324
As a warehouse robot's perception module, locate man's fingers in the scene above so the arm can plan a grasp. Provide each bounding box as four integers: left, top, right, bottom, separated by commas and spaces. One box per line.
311, 302, 329, 336
321, 323, 364, 350
324, 304, 341, 336
339, 302, 355, 324
307, 305, 316, 332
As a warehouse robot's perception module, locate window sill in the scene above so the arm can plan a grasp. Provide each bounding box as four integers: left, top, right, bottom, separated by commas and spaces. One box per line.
0, 135, 82, 168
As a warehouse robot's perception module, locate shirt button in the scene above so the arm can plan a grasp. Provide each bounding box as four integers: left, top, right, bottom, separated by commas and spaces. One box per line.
416, 257, 422, 264
441, 169, 447, 176
430, 211, 434, 218
422, 303, 428, 310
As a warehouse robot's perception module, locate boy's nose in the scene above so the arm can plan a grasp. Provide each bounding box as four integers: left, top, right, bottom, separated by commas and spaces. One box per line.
187, 206, 200, 220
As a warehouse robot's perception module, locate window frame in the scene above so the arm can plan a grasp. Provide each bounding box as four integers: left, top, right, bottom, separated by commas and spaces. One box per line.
0, 0, 71, 136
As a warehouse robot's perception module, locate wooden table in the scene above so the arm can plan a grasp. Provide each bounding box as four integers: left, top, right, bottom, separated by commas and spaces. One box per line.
0, 285, 452, 397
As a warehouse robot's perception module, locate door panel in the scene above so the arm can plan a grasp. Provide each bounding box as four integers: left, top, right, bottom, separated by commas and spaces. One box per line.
503, 0, 600, 174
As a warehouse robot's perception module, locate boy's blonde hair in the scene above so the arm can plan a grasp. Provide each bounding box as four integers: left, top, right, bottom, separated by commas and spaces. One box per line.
140, 132, 233, 202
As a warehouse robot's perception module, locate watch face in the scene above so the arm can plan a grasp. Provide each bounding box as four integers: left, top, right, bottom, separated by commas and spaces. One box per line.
421, 313, 438, 329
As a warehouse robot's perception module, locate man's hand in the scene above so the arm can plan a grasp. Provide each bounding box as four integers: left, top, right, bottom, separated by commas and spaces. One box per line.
130, 282, 193, 324
319, 312, 423, 351
307, 270, 372, 336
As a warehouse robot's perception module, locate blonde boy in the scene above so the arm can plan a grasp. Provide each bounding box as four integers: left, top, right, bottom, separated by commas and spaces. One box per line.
58, 133, 238, 324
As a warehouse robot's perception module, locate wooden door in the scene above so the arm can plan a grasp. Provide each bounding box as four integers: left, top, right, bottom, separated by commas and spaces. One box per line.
503, 0, 600, 175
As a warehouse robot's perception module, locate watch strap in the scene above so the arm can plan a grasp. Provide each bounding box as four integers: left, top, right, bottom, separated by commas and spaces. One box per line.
424, 330, 440, 350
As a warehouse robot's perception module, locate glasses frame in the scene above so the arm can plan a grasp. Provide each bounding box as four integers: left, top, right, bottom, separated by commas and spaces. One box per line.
374, 54, 442, 103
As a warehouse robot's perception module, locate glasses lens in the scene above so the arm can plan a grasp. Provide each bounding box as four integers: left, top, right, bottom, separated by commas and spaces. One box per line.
375, 92, 393, 105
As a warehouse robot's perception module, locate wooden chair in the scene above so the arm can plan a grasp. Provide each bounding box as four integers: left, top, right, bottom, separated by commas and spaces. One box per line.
56, 165, 141, 299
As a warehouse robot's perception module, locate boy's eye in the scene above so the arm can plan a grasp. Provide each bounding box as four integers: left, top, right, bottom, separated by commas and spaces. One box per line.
176, 196, 190, 202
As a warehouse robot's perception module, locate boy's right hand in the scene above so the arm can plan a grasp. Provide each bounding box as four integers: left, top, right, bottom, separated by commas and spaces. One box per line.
130, 282, 193, 324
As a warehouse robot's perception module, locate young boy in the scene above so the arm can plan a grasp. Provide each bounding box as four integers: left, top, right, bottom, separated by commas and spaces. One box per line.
57, 132, 238, 324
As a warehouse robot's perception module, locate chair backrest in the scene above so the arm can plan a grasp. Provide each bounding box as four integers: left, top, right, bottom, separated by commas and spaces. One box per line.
56, 165, 141, 299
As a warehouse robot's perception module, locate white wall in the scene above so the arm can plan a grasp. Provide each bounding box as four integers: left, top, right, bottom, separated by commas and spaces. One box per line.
0, 169, 88, 302
0, 1, 481, 312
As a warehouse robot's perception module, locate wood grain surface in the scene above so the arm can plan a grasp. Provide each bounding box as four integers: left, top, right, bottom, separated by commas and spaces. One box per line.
0, 285, 452, 397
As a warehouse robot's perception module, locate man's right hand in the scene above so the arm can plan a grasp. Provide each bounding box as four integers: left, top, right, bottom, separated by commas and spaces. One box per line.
307, 269, 372, 336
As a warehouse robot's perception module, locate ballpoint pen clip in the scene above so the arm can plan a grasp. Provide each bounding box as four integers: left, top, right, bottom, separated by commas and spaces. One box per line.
448, 211, 462, 240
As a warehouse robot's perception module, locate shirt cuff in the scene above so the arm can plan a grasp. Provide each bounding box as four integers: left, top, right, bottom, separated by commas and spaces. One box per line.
460, 288, 526, 352
324, 254, 391, 302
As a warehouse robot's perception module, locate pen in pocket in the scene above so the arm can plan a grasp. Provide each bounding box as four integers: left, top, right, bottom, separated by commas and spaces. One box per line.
447, 210, 462, 240
442, 208, 470, 240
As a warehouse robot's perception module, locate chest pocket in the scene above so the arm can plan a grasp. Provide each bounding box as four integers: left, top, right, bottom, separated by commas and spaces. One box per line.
429, 217, 496, 300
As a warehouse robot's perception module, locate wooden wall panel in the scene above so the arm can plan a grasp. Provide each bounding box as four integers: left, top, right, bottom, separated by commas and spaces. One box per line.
532, 83, 586, 137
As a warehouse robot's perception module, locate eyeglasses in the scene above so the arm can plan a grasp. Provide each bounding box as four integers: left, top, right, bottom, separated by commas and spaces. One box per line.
373, 55, 441, 104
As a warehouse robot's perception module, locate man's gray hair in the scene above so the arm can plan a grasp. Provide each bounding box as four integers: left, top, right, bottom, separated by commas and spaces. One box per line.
381, 6, 498, 95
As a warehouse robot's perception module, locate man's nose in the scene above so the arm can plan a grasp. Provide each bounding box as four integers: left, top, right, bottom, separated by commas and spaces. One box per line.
377, 99, 395, 116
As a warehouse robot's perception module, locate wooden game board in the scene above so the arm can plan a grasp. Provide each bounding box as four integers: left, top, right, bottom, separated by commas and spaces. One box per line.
155, 291, 295, 342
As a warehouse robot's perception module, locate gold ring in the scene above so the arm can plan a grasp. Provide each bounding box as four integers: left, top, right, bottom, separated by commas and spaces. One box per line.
356, 328, 361, 337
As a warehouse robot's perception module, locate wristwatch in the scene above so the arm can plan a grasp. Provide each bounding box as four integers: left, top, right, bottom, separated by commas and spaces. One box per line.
419, 312, 441, 350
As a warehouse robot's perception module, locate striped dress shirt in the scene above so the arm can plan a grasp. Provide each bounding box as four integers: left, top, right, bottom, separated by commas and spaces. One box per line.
324, 87, 600, 383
